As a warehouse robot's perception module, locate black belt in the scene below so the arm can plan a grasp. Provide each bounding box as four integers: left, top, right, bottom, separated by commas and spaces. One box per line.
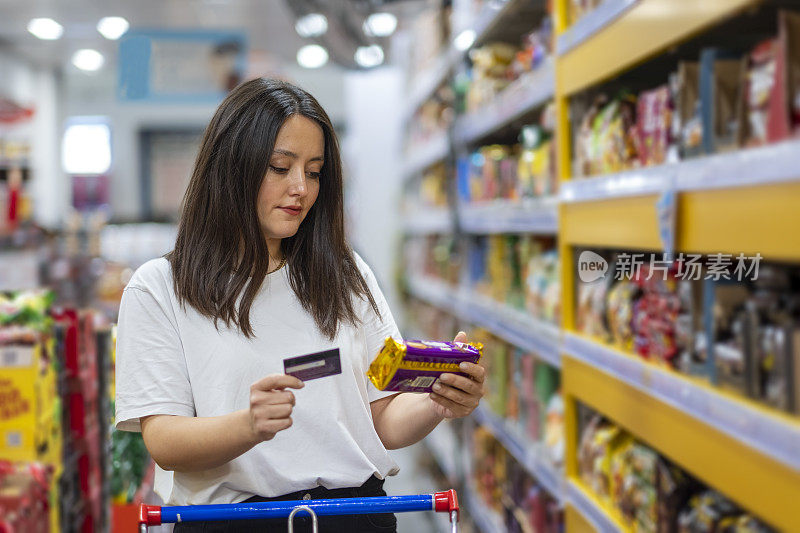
243, 474, 385, 503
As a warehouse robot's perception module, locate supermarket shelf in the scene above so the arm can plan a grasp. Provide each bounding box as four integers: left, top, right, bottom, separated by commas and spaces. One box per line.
402, 131, 450, 180
561, 140, 800, 203
423, 423, 459, 483
564, 332, 800, 471
458, 197, 558, 235
403, 0, 532, 119
556, 0, 759, 95
464, 485, 505, 533
565, 480, 625, 533
0, 157, 31, 169
402, 208, 454, 235
556, 0, 638, 56
472, 404, 564, 502
404, 47, 463, 122
560, 142, 800, 260
563, 334, 800, 531
453, 59, 555, 146
406, 275, 561, 367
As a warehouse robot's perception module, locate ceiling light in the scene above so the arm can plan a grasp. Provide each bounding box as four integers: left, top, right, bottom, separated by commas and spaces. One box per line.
72, 49, 105, 72
27, 18, 63, 40
97, 16, 129, 40
363, 12, 397, 37
354, 45, 384, 68
297, 44, 328, 69
454, 29, 476, 51
295, 13, 328, 38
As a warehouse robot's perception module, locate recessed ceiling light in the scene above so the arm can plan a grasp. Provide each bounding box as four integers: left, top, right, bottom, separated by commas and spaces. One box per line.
97, 16, 130, 40
295, 13, 328, 38
72, 49, 105, 72
454, 29, 476, 51
354, 45, 384, 68
27, 18, 64, 40
363, 12, 397, 37
297, 44, 328, 69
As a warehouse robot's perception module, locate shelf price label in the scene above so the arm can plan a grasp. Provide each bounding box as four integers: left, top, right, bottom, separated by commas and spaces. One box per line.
656, 187, 677, 259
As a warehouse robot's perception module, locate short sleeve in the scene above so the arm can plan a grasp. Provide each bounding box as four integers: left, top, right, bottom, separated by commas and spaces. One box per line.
115, 286, 195, 432
355, 254, 403, 403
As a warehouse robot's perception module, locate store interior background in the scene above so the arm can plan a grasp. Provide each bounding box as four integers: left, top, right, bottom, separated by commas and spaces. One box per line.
2, 0, 799, 532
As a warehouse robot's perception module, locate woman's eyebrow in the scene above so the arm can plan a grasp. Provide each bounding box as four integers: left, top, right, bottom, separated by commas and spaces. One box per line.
272, 148, 324, 162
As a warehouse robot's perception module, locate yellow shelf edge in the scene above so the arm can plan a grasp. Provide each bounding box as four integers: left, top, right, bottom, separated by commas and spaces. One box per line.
561, 180, 800, 260
562, 352, 800, 531
556, 0, 762, 95
565, 478, 629, 533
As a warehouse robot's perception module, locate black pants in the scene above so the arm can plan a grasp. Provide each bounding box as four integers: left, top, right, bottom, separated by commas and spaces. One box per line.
172, 475, 397, 532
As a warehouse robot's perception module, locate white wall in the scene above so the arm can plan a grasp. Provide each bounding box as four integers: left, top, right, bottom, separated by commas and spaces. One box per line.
63, 65, 346, 222
342, 67, 405, 312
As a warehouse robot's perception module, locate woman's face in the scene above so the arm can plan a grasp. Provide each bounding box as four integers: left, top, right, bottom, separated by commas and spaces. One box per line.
258, 114, 323, 242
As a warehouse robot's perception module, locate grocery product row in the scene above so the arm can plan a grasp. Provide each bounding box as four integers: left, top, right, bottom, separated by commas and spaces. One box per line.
575, 403, 775, 532
0, 217, 165, 532
404, 298, 565, 532
575, 249, 800, 416
405, 3, 799, 204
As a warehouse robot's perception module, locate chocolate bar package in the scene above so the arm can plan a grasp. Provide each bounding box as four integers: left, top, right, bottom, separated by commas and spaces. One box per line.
367, 337, 483, 393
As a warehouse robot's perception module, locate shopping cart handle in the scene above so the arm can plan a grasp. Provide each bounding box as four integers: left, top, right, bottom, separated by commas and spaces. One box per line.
139, 504, 162, 526
433, 489, 459, 517
138, 490, 460, 526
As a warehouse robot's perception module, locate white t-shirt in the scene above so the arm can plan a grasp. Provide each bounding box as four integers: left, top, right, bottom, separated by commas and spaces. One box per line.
114, 254, 400, 505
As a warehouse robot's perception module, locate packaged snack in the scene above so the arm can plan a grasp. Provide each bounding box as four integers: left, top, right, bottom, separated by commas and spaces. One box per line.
488, 341, 510, 416
698, 48, 744, 153
367, 337, 483, 393
637, 85, 673, 167
677, 490, 743, 532
606, 280, 638, 351
577, 277, 610, 342
709, 282, 756, 397
543, 391, 564, 467
578, 415, 627, 503
781, 11, 800, 135
741, 38, 779, 147
657, 458, 701, 533
574, 95, 605, 177
675, 62, 703, 157
520, 354, 541, 441
631, 264, 683, 367
675, 279, 705, 378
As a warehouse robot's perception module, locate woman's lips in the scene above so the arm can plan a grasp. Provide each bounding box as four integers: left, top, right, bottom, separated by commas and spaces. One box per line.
279, 206, 301, 216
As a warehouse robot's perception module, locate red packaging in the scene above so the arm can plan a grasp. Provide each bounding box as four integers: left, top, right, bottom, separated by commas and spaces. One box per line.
637, 86, 673, 167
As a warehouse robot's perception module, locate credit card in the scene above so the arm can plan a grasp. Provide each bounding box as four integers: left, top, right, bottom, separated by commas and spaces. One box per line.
283, 348, 341, 381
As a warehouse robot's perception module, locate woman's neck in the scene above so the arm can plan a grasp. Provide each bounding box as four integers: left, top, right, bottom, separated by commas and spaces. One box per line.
266, 238, 283, 271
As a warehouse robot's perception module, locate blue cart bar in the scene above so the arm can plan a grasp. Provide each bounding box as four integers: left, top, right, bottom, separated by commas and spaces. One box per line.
139, 489, 460, 532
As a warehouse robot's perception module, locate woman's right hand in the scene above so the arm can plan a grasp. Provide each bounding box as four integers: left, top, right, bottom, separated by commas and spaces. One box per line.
248, 374, 305, 443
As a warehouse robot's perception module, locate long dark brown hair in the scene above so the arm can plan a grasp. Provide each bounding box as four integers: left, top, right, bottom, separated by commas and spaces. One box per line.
167, 78, 379, 339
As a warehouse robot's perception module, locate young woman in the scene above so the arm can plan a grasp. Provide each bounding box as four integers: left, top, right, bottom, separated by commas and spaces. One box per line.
115, 78, 485, 533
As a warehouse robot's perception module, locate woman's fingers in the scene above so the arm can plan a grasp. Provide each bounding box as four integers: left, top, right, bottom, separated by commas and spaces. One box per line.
251, 374, 304, 392
430, 392, 467, 417
432, 381, 478, 407
458, 362, 486, 383
438, 373, 482, 396
263, 390, 295, 405
452, 331, 468, 344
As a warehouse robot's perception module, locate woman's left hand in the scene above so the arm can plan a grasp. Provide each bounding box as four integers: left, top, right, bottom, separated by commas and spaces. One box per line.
428, 331, 486, 419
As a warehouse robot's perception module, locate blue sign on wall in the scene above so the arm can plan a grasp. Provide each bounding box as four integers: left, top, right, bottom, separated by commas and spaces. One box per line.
118, 29, 247, 102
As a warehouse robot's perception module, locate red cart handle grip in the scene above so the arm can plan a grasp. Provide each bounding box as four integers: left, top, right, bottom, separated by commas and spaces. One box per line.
433, 489, 459, 516
139, 504, 162, 526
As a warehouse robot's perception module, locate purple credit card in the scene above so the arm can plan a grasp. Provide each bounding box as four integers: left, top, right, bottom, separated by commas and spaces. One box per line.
283, 348, 341, 381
